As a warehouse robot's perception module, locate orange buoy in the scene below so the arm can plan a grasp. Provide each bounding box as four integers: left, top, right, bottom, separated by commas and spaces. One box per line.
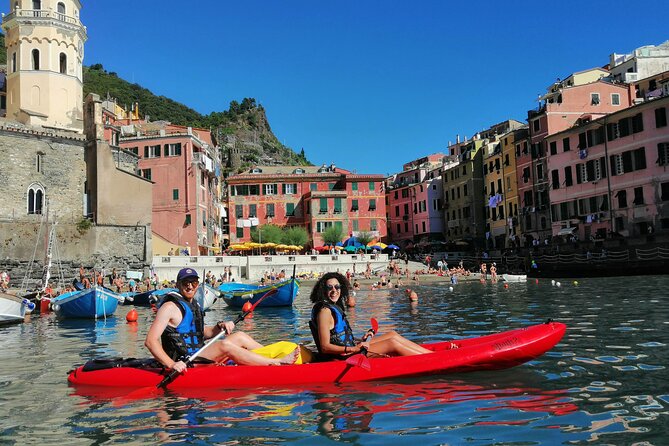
126, 308, 138, 322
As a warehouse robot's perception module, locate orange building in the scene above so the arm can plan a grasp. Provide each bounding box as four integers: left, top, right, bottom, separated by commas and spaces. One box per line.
226, 164, 387, 247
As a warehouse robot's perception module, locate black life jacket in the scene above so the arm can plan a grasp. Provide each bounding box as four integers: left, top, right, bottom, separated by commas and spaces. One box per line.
160, 292, 205, 361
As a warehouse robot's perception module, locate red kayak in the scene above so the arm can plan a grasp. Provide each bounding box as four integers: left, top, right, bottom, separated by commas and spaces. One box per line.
68, 321, 565, 389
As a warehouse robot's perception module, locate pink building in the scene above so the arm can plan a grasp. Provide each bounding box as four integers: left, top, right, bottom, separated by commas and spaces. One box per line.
119, 123, 222, 255
547, 94, 669, 240
386, 154, 444, 247
521, 71, 630, 246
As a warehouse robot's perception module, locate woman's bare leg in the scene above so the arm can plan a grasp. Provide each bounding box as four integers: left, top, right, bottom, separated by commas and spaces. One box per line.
369, 331, 432, 356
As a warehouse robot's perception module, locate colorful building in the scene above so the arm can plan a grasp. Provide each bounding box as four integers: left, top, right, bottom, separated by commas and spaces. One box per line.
386, 154, 444, 247
226, 164, 387, 247
547, 92, 669, 241
119, 123, 222, 255
522, 69, 631, 246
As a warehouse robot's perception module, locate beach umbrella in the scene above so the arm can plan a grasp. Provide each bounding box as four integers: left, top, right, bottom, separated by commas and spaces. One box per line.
387, 244, 400, 250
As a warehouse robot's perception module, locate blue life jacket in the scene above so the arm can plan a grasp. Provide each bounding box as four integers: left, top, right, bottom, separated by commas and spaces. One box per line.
160, 292, 205, 360
311, 302, 356, 350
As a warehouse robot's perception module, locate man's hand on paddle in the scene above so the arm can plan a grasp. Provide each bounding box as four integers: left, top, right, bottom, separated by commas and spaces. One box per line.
216, 320, 235, 335
170, 360, 188, 373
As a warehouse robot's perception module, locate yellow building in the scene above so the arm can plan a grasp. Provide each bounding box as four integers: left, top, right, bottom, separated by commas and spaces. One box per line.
2, 0, 87, 132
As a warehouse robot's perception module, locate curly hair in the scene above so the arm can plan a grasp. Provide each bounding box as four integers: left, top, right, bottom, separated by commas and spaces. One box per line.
309, 272, 351, 311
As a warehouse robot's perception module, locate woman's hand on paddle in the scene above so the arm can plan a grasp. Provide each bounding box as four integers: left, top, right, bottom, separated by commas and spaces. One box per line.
170, 360, 188, 373
356, 340, 370, 353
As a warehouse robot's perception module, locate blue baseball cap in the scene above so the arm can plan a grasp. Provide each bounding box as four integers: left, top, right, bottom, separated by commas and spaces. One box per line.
176, 268, 199, 283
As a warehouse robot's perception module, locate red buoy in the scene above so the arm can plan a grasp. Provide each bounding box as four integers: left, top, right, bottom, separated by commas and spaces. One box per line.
504, 283, 509, 289
126, 308, 138, 323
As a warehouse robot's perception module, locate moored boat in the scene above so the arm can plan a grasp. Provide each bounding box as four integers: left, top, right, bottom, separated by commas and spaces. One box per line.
501, 273, 527, 282
68, 321, 566, 389
217, 278, 298, 308
0, 292, 35, 325
51, 286, 124, 319
125, 287, 176, 307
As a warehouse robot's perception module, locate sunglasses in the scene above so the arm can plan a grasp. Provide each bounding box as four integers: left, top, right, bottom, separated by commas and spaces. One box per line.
181, 279, 199, 287
326, 284, 341, 291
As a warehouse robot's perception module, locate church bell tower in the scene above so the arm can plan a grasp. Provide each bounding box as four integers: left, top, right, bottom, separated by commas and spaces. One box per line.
2, 0, 87, 132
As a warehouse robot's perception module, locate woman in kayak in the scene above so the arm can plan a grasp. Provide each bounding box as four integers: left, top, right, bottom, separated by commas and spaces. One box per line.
309, 272, 432, 358
145, 268, 298, 374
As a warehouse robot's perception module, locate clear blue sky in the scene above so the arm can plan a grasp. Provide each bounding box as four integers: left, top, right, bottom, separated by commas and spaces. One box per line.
81, 1, 667, 176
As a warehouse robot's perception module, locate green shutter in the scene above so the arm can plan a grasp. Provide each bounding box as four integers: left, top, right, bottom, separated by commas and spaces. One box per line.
172, 189, 179, 200
320, 198, 328, 213
352, 199, 358, 211
286, 203, 295, 216
369, 182, 375, 191
369, 199, 376, 210
334, 198, 342, 213
352, 182, 358, 191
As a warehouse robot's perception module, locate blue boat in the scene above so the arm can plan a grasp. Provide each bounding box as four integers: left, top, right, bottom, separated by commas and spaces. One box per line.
51, 286, 124, 319
217, 278, 299, 308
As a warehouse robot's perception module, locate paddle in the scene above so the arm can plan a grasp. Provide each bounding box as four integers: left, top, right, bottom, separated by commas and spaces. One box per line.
345, 318, 379, 371
119, 288, 277, 402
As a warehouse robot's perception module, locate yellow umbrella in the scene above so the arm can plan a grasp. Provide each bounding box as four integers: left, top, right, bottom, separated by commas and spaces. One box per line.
264, 242, 277, 248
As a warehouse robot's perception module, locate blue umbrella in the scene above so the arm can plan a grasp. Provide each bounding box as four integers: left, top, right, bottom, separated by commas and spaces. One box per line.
387, 244, 400, 250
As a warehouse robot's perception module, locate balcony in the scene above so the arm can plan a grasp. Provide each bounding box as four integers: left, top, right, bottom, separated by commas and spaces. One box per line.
3, 9, 82, 27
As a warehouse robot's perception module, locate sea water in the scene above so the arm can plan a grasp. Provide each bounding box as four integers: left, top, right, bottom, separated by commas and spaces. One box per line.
0, 275, 667, 445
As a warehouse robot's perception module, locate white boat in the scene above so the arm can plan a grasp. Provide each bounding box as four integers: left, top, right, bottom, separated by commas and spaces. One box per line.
0, 292, 35, 326
501, 274, 527, 282
194, 283, 219, 312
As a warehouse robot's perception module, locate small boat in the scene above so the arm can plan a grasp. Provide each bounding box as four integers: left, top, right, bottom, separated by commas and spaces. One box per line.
0, 293, 35, 325
194, 283, 219, 311
51, 286, 124, 319
501, 274, 528, 282
125, 288, 176, 307
68, 321, 565, 389
217, 278, 298, 308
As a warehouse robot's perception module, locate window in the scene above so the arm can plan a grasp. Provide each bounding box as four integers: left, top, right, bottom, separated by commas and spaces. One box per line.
144, 145, 161, 158
633, 187, 644, 205
352, 182, 358, 191
286, 203, 295, 216
371, 220, 377, 231
310, 183, 317, 191
319, 198, 328, 214
266, 203, 275, 217
59, 53, 67, 74
57, 2, 66, 16
353, 220, 359, 232
249, 185, 260, 196
185, 214, 192, 226
591, 93, 600, 105
658, 143, 669, 166
32, 49, 39, 70
536, 164, 544, 180
463, 184, 468, 196
141, 169, 151, 180
328, 183, 335, 191
11, 52, 16, 73
533, 119, 540, 132
661, 182, 669, 201
549, 141, 557, 155
248, 204, 257, 218
564, 166, 574, 187
369, 199, 377, 211
283, 183, 297, 194
562, 137, 570, 152
369, 182, 375, 191
235, 205, 243, 218
27, 184, 44, 214
172, 189, 179, 200
611, 93, 620, 106
236, 227, 244, 238
316, 221, 333, 232
165, 143, 181, 156
36, 152, 44, 173
551, 170, 560, 190
263, 184, 277, 195
395, 206, 400, 217
334, 198, 342, 214
522, 167, 530, 183
656, 107, 667, 128
616, 190, 627, 209
351, 199, 359, 211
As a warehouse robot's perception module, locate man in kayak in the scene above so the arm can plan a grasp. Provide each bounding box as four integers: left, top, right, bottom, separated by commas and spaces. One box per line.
145, 268, 298, 373
309, 272, 432, 358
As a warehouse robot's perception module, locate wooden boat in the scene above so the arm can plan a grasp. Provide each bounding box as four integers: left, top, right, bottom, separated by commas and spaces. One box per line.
217, 278, 298, 308
501, 274, 527, 282
0, 293, 35, 325
51, 286, 124, 319
67, 321, 566, 389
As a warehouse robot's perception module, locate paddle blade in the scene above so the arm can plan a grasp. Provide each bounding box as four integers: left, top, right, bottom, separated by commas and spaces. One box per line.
345, 353, 371, 371
371, 318, 379, 334
112, 385, 162, 406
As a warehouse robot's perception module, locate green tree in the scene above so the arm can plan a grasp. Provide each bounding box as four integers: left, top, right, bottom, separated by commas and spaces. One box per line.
251, 224, 283, 244
356, 231, 374, 253
282, 226, 309, 247
322, 225, 345, 246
